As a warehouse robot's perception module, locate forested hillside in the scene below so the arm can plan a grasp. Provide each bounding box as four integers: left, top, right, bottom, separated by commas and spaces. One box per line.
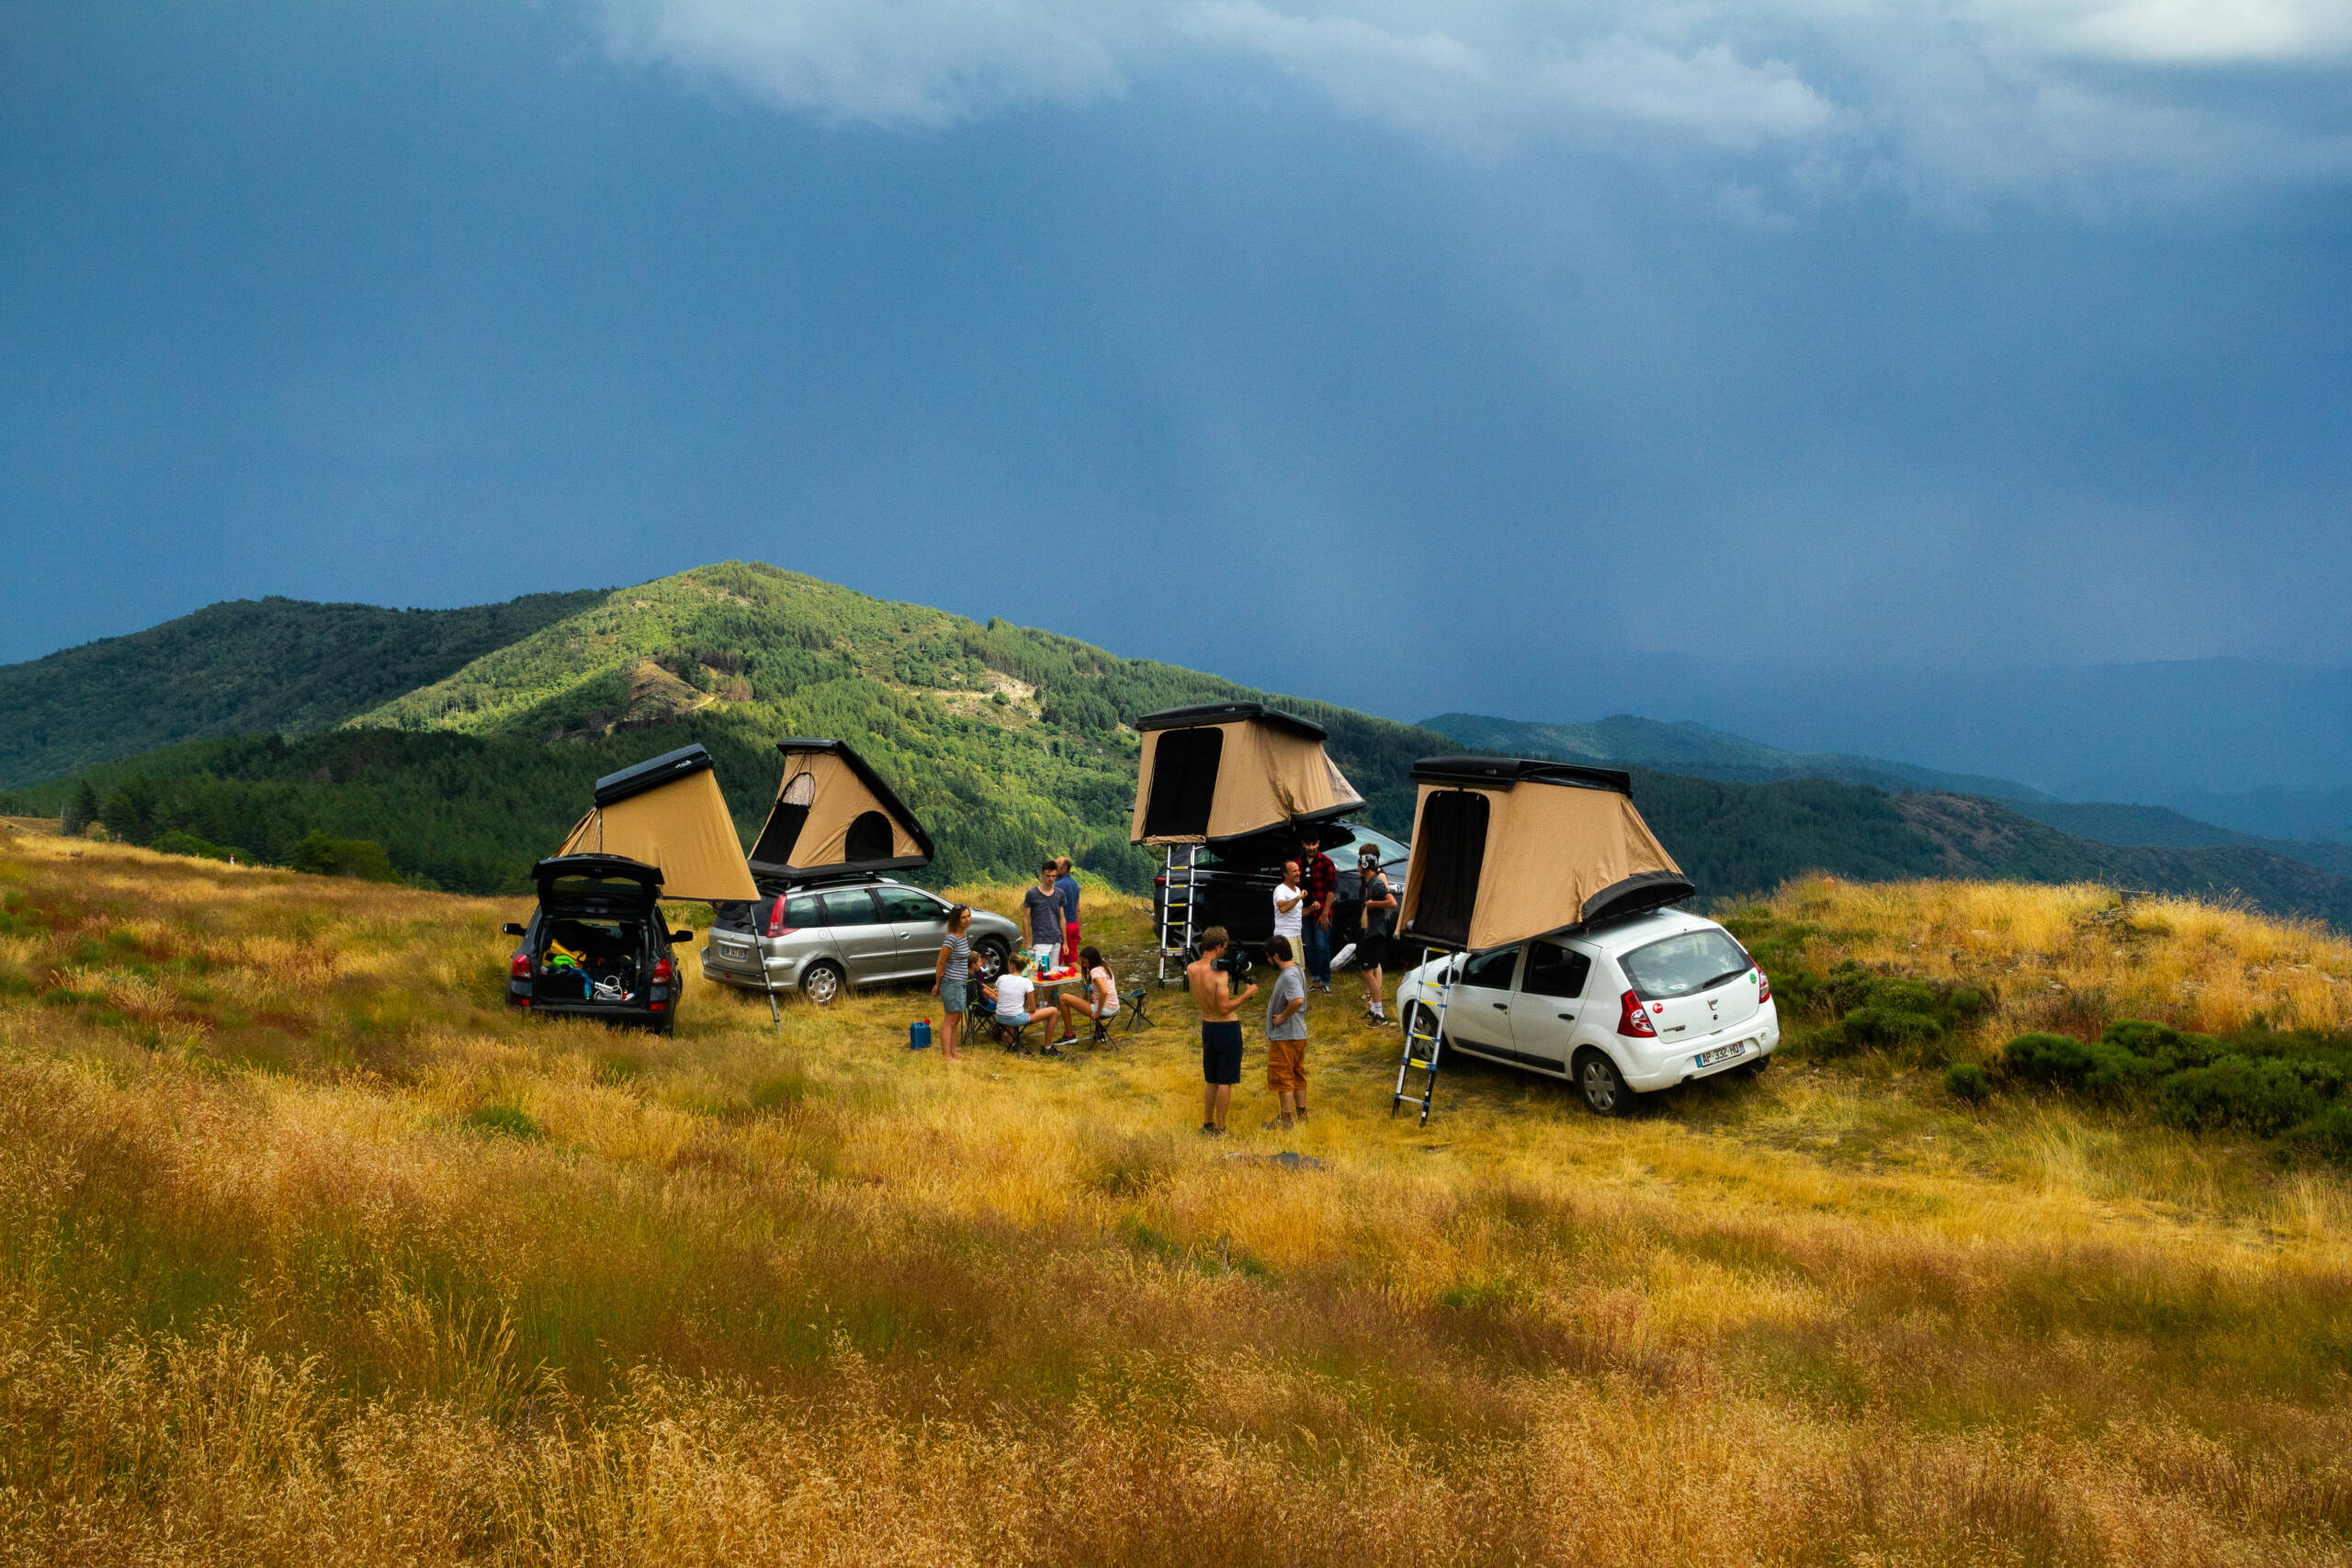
10, 560, 2351, 925
0, 588, 608, 787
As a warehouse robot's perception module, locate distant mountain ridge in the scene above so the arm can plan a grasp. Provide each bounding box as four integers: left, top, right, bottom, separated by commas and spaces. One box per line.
5, 563, 2350, 927
1427, 709, 2352, 883
0, 589, 610, 788
1422, 712, 2054, 801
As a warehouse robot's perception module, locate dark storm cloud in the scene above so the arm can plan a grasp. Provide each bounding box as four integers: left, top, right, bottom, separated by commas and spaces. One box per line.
2, 0, 2348, 743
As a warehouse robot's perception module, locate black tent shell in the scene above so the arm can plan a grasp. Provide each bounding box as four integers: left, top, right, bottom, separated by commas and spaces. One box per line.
1135, 701, 1329, 741
592, 743, 722, 807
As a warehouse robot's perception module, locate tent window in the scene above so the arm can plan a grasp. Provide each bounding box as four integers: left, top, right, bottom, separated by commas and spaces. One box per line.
845, 810, 895, 864
751, 773, 817, 866
1143, 728, 1223, 839
1412, 790, 1489, 948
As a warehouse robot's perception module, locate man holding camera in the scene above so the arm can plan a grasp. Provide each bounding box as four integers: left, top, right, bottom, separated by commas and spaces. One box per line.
1186, 926, 1256, 1137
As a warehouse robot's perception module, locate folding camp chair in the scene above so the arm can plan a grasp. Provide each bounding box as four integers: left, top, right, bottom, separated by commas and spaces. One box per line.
1119, 974, 1157, 1034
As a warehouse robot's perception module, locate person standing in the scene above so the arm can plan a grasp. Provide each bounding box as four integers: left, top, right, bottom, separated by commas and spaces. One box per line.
930, 904, 975, 1060
1186, 926, 1256, 1136
1055, 854, 1081, 967
1355, 846, 1397, 1026
1298, 829, 1339, 991
1022, 862, 1064, 972
1272, 859, 1305, 951
1261, 934, 1309, 1129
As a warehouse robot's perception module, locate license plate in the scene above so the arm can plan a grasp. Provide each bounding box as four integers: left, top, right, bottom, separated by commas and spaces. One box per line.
1695, 1040, 1749, 1068
718, 941, 752, 959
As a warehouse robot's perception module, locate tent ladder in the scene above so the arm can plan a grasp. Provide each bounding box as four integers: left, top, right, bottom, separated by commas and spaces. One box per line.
1157, 843, 1201, 984
1391, 945, 1453, 1125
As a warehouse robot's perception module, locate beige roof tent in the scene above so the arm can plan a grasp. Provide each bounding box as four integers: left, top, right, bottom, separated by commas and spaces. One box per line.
1395, 758, 1693, 952
747, 739, 933, 882
556, 744, 759, 904
1129, 702, 1366, 845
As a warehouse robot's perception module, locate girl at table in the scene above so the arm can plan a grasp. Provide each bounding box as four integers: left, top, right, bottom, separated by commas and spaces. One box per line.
1053, 945, 1120, 1045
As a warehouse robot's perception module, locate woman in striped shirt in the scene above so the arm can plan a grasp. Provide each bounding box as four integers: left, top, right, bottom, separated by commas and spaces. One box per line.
930, 904, 975, 1061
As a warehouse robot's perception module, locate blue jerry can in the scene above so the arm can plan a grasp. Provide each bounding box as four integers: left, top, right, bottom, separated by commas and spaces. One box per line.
910, 1018, 933, 1050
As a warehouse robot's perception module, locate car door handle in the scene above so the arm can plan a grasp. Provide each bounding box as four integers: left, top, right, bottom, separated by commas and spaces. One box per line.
1492, 1002, 1508, 1010
1556, 1012, 1577, 1021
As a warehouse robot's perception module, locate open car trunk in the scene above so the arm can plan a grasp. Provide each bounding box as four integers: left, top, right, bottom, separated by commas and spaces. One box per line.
529, 855, 663, 1012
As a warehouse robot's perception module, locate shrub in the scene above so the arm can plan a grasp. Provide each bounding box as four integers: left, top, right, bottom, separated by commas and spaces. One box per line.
1999, 1032, 2158, 1100
289, 832, 397, 882
2154, 1056, 2323, 1136
2296, 1104, 2352, 1164
1944, 1062, 1993, 1102
150, 830, 243, 863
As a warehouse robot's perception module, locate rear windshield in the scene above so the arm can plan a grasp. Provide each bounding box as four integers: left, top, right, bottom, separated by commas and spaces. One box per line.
1620, 929, 1752, 999
545, 875, 654, 902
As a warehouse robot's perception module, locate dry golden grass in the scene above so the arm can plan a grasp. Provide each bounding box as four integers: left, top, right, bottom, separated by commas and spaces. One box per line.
1, 833, 2349, 1564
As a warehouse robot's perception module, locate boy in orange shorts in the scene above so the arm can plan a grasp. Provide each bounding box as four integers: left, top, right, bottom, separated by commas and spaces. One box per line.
1262, 934, 1309, 1129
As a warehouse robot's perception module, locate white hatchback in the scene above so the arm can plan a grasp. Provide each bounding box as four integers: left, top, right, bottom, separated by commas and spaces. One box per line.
1396, 908, 1778, 1116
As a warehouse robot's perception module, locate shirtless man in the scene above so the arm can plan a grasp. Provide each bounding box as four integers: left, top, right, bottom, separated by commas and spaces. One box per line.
1186, 926, 1257, 1136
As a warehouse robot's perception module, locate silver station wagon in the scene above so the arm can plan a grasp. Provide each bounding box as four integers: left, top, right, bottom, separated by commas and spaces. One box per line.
698, 876, 1022, 1004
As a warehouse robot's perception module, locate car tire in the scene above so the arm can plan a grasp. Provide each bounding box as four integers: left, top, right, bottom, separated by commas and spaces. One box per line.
801, 961, 845, 1005
1741, 1052, 1771, 1077
1574, 1048, 1632, 1117
1400, 1000, 1442, 1052
973, 937, 1010, 983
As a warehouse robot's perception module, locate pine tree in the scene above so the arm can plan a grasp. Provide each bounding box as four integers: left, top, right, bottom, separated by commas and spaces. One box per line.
63, 780, 101, 837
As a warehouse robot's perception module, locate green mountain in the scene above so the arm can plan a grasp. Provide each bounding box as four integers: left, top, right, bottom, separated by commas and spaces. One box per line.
9, 561, 2352, 927
2000, 800, 2352, 878
0, 588, 609, 788
1422, 711, 2053, 801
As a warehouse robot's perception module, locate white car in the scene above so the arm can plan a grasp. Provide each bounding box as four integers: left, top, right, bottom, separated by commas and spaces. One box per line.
1396, 908, 1778, 1116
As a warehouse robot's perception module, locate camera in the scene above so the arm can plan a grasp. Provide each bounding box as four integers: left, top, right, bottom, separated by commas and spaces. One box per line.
1215, 944, 1254, 982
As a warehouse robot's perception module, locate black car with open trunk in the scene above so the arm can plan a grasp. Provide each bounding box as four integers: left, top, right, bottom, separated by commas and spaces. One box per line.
504, 853, 695, 1032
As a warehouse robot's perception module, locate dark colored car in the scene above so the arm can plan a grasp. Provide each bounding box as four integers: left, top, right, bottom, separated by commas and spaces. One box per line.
1150, 822, 1410, 963
504, 853, 695, 1033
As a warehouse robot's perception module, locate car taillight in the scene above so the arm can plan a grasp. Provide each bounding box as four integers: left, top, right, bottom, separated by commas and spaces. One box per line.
511, 953, 531, 978
764, 896, 788, 938
1756, 970, 1771, 1003
1616, 988, 1657, 1038
652, 958, 673, 983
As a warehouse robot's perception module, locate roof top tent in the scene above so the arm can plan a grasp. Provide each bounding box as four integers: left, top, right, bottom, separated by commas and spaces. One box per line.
1131, 701, 1366, 977
1129, 702, 1366, 846
1388, 757, 1693, 1124
555, 744, 759, 904
746, 739, 934, 885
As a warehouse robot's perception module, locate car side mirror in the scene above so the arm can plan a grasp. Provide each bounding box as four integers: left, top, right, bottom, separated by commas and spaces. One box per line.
671, 930, 695, 942
502, 922, 526, 937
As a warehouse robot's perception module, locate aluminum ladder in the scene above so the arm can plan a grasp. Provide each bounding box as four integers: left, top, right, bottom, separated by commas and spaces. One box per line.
1391, 946, 1454, 1124
1157, 843, 1201, 983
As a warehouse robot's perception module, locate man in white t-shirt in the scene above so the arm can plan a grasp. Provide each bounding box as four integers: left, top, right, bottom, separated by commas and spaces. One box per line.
1272, 859, 1305, 944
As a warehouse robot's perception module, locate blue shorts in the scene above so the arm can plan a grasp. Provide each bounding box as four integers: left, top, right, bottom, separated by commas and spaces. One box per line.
941, 978, 967, 1013
996, 1010, 1032, 1028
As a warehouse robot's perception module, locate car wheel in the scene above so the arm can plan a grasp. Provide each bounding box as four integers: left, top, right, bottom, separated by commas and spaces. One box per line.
801, 961, 845, 1005
973, 937, 1010, 983
1575, 1049, 1631, 1117
1741, 1051, 1770, 1077
1400, 1001, 1441, 1053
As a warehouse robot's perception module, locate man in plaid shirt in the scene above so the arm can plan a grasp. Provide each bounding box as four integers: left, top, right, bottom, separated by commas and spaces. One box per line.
1297, 828, 1339, 991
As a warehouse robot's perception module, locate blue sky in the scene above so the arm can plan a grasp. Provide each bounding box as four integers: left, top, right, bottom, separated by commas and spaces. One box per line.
4, 0, 2350, 728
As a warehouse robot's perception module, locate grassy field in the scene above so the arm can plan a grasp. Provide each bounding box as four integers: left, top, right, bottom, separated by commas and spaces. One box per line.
2, 824, 2350, 1564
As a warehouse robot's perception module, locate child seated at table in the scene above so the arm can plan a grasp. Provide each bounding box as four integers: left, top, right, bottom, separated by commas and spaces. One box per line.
1053, 946, 1120, 1044
987, 952, 1052, 1055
